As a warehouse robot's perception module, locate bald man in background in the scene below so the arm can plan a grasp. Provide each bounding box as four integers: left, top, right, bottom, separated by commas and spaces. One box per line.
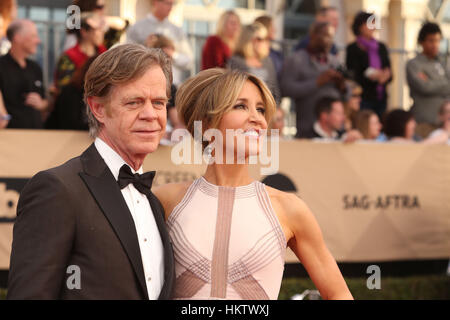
0, 19, 48, 128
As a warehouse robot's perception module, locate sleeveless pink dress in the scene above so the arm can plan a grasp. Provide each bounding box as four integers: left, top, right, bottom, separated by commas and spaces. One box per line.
167, 176, 287, 300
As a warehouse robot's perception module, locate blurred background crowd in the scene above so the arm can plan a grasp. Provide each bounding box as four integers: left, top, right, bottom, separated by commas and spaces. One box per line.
0, 0, 450, 146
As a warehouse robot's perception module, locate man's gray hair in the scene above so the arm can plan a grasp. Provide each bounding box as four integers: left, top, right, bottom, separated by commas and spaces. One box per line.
84, 44, 173, 137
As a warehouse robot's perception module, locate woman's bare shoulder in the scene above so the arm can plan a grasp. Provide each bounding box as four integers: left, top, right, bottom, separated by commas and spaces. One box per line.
264, 185, 313, 241
152, 181, 193, 220
264, 185, 306, 211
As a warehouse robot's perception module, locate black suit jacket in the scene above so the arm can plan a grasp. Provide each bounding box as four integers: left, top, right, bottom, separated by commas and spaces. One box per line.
7, 143, 175, 299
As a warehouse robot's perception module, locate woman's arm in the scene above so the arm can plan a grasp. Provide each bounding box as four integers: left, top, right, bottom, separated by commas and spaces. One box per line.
280, 192, 353, 300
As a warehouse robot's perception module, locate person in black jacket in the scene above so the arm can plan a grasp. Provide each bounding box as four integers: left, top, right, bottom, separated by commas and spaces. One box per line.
46, 55, 98, 130
346, 11, 392, 119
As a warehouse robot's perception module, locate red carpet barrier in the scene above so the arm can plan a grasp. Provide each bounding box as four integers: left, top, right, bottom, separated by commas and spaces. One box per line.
0, 130, 449, 268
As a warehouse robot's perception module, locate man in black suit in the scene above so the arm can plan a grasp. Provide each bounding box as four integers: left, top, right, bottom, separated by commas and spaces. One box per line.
7, 44, 175, 299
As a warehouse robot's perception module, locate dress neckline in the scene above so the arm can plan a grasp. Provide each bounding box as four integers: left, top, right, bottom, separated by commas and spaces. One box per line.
198, 176, 258, 199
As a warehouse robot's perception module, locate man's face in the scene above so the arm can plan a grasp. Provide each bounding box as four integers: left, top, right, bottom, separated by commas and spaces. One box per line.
421, 33, 442, 58
327, 101, 345, 130
317, 9, 339, 30
311, 25, 335, 52
326, 10, 339, 29
97, 66, 168, 160
152, 0, 175, 20
18, 22, 41, 56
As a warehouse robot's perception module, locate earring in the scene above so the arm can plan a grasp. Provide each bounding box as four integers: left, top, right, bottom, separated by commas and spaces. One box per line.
204, 144, 213, 164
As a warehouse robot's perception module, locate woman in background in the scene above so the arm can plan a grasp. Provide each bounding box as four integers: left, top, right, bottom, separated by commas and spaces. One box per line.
254, 15, 283, 79
343, 82, 362, 131
346, 11, 392, 119
46, 55, 97, 130
354, 109, 385, 141
227, 22, 280, 105
54, 12, 106, 91
385, 109, 448, 144
65, 0, 128, 50
201, 10, 241, 70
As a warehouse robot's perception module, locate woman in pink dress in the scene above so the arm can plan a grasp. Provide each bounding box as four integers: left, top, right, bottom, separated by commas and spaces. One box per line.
153, 68, 353, 300
201, 10, 241, 70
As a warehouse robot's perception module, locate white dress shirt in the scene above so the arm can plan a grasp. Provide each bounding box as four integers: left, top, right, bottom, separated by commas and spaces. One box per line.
126, 13, 193, 86
94, 138, 164, 299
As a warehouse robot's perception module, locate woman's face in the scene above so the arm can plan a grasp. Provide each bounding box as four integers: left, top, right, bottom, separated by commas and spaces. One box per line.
224, 14, 241, 39
93, 0, 106, 16
253, 30, 270, 60
215, 80, 268, 162
359, 23, 376, 39
83, 16, 105, 47
348, 93, 361, 112
368, 114, 381, 139
405, 118, 416, 140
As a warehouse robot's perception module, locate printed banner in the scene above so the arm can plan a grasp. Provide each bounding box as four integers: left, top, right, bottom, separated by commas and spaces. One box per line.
1, 130, 449, 268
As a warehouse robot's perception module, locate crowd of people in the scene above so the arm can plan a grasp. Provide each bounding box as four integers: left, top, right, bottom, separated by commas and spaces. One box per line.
0, 0, 449, 145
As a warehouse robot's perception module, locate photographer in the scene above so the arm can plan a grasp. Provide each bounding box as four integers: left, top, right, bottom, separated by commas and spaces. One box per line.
281, 21, 349, 138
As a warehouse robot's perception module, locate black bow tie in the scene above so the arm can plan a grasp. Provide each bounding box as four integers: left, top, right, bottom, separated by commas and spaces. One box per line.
118, 164, 155, 195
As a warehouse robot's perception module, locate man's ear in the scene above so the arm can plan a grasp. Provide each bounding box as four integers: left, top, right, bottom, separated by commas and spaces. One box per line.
87, 96, 106, 124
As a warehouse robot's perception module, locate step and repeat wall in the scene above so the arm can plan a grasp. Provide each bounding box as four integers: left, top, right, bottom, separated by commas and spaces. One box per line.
1, 130, 450, 269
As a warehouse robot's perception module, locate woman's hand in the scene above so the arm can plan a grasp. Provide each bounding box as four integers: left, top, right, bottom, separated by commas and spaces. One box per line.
378, 68, 391, 84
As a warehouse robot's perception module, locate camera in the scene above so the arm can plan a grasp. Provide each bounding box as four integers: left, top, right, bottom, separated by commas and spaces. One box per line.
335, 65, 354, 80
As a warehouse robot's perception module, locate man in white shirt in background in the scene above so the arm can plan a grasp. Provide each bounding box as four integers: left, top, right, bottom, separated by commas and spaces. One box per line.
127, 0, 193, 86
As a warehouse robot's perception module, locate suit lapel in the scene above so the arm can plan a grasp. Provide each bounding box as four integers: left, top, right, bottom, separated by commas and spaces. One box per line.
79, 144, 149, 299
147, 191, 175, 300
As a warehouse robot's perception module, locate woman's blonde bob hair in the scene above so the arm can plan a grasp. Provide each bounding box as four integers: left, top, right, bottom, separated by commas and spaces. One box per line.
234, 22, 267, 59
176, 68, 276, 148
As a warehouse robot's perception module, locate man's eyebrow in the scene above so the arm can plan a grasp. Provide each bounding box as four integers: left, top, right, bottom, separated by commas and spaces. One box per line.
121, 95, 143, 102
120, 95, 169, 102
